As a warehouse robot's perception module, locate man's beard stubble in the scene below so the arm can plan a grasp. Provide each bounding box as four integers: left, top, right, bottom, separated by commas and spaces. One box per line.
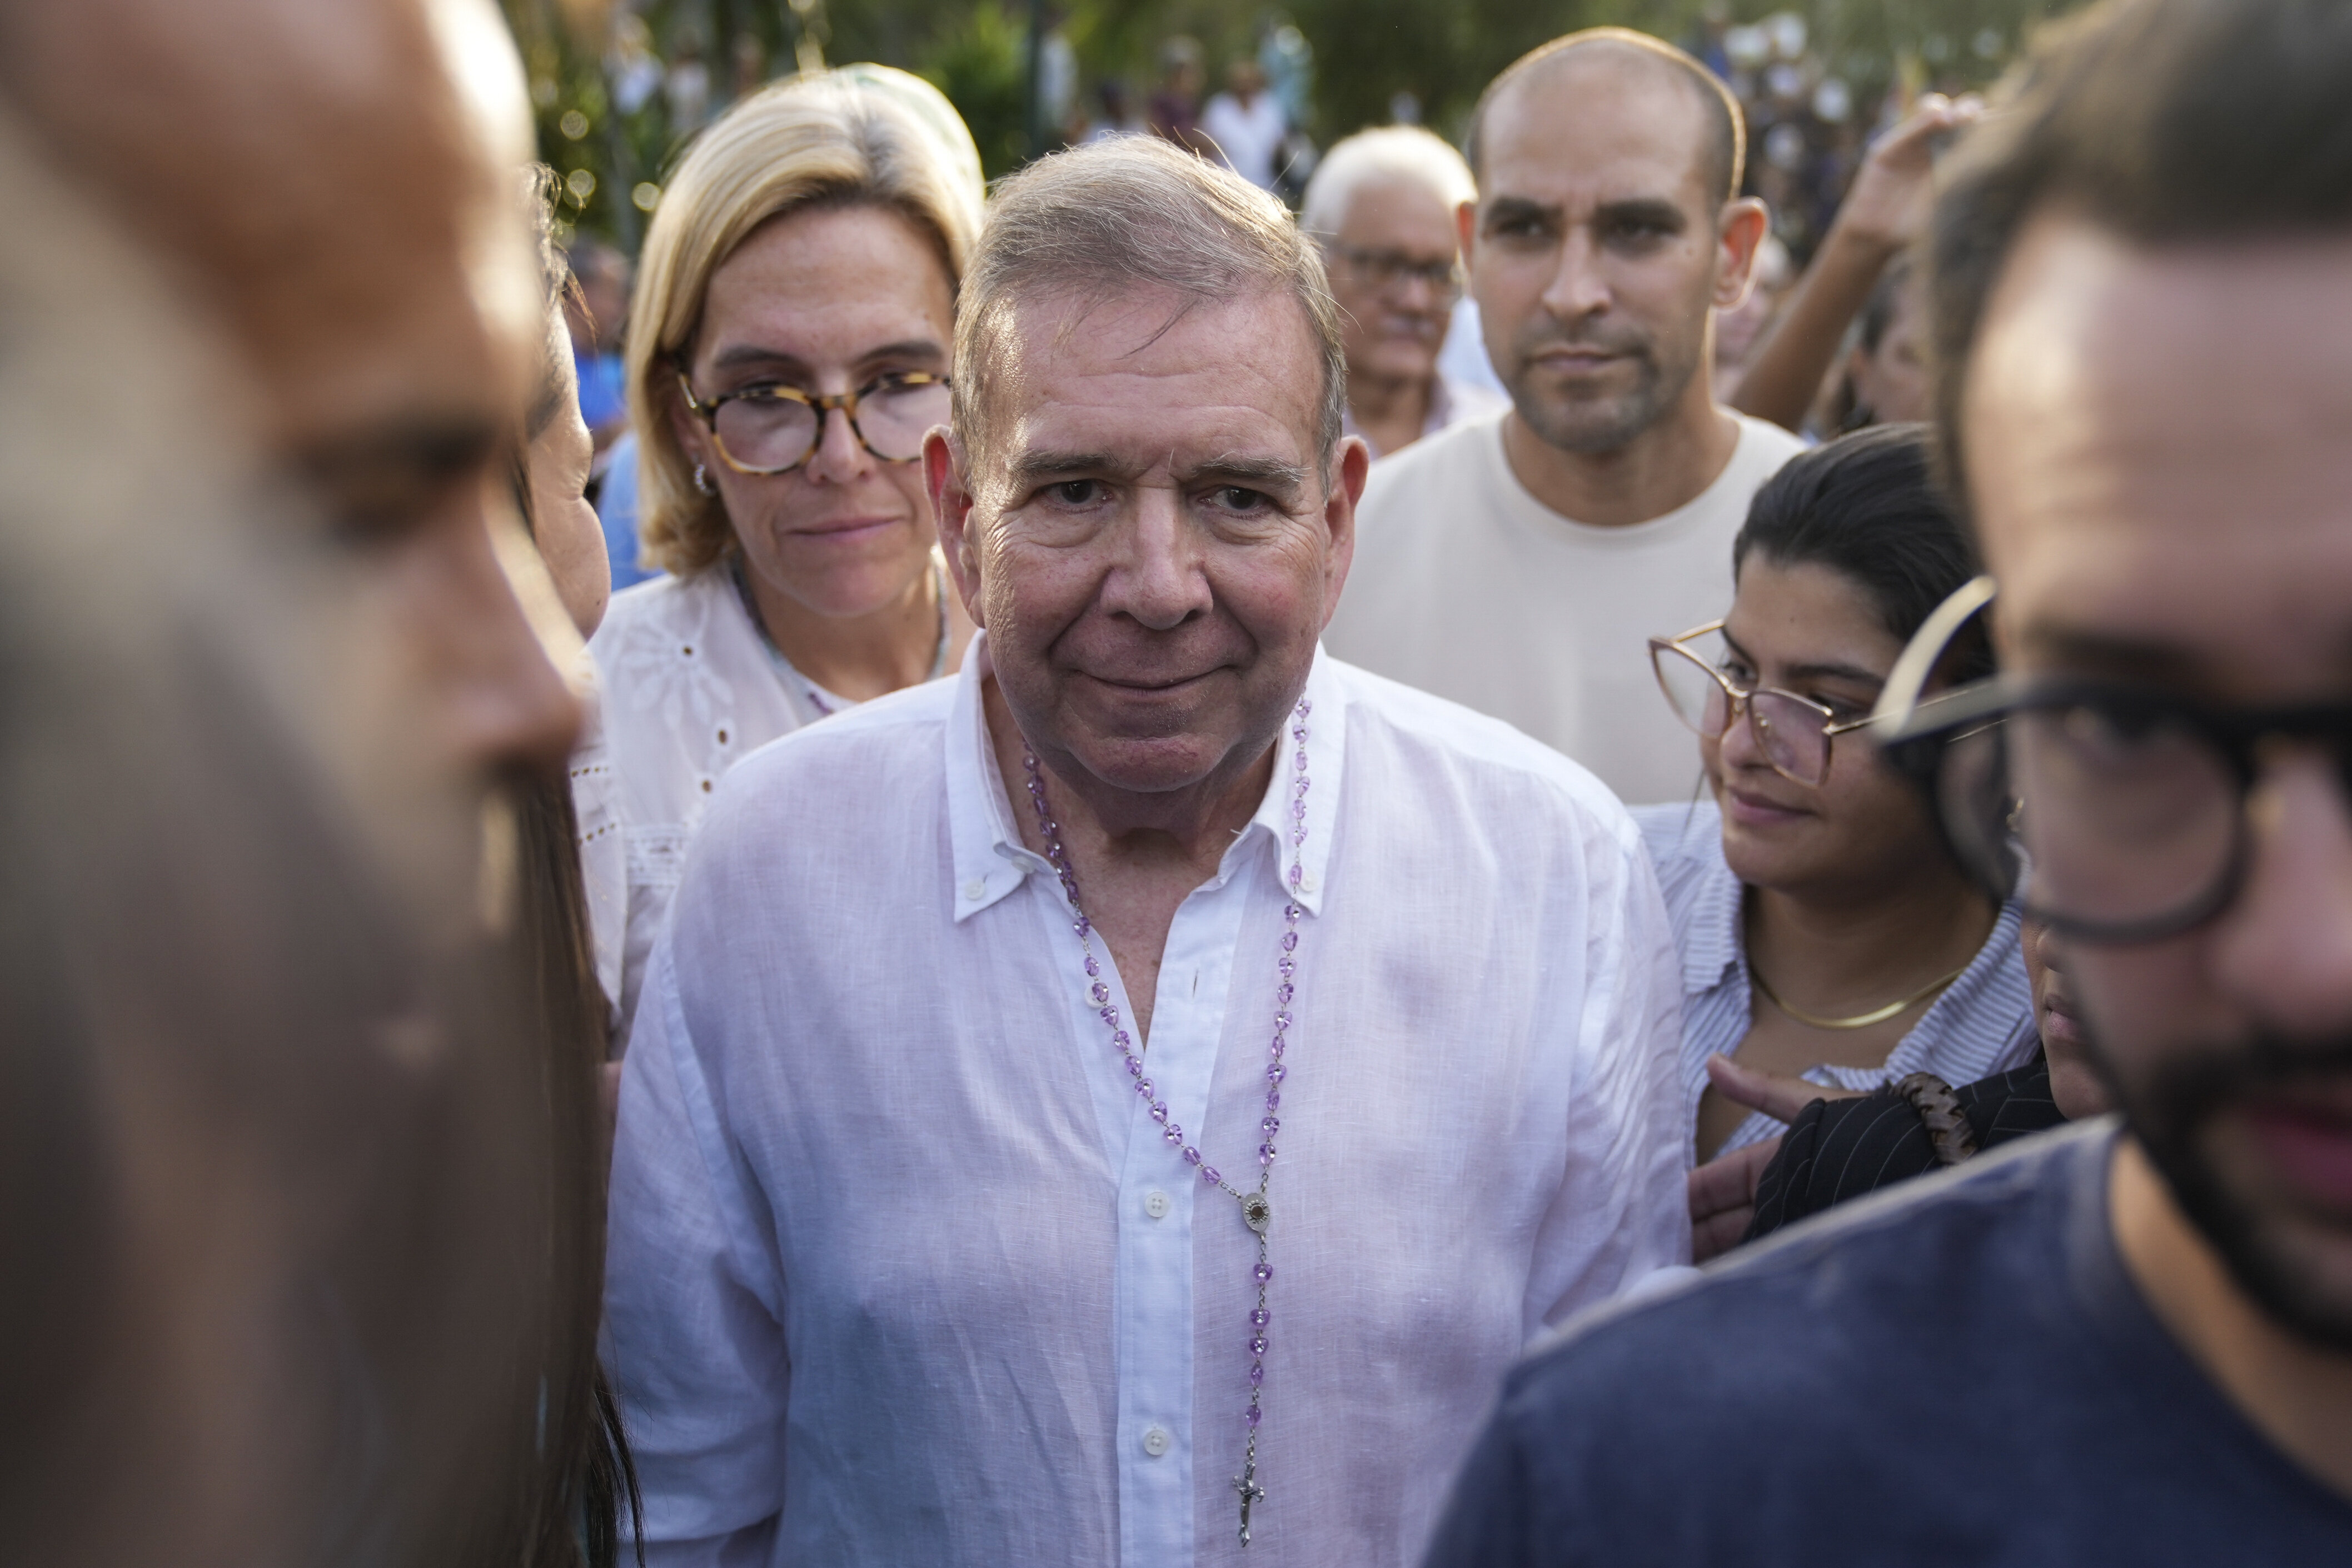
2107, 1029, 2352, 1352
1501, 318, 1701, 458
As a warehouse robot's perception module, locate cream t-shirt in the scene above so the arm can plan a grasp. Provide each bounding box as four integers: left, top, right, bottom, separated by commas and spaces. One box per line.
1324, 410, 1807, 806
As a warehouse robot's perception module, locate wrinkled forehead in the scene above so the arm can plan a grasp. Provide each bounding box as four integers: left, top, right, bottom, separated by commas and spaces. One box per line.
1966, 211, 2352, 694
970, 284, 1327, 480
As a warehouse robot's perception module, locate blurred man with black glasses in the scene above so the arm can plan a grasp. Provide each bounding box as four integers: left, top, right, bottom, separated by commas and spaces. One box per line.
1426, 3, 2352, 1561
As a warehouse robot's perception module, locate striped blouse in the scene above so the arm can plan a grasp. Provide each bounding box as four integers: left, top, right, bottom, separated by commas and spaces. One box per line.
1631, 800, 2040, 1160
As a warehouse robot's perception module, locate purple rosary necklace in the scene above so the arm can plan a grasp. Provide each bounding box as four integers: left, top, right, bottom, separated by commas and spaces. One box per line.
1020, 696, 1312, 1550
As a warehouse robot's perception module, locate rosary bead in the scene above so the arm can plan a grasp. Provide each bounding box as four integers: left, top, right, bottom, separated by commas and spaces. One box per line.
1254, 1262, 1273, 1284
1084, 955, 1100, 978
1136, 1078, 1153, 1098
1113, 1030, 1132, 1048
1151, 1102, 1169, 1123
1126, 1057, 1142, 1077
1201, 1165, 1222, 1185
1250, 1307, 1269, 1327
1258, 1143, 1275, 1166
1245, 1404, 1262, 1429
1249, 1336, 1268, 1357
1090, 982, 1110, 1006
1275, 983, 1293, 1006
1264, 1091, 1280, 1112
1249, 1363, 1265, 1387
1267, 1063, 1287, 1084
1261, 1115, 1279, 1135
1164, 1125, 1185, 1146
1285, 902, 1303, 921
1184, 1146, 1203, 1166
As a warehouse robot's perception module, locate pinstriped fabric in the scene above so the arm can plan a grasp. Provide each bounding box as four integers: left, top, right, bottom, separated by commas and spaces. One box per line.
1746, 1057, 2066, 1241
1630, 800, 2041, 1158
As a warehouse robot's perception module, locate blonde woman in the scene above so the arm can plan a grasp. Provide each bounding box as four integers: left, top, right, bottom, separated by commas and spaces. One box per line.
586, 67, 983, 1027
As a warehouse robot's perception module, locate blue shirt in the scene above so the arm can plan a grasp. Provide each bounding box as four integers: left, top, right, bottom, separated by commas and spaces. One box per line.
1633, 800, 2039, 1156
1423, 1121, 2352, 1566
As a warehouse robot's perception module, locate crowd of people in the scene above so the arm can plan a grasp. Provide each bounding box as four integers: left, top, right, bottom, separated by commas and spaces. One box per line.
10, 0, 2352, 1562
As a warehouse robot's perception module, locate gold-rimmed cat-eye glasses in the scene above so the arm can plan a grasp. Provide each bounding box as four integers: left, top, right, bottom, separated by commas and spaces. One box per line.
1648, 619, 1880, 788
675, 369, 951, 476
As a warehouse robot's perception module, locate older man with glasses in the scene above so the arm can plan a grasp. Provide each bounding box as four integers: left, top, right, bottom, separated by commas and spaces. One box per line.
1302, 127, 1506, 461
1426, 2, 2352, 1562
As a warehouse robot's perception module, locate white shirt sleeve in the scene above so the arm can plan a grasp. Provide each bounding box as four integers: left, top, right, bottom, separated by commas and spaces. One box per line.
602, 933, 792, 1564
1523, 820, 1693, 1336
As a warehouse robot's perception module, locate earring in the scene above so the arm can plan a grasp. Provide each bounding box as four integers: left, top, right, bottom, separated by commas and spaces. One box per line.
693, 461, 715, 496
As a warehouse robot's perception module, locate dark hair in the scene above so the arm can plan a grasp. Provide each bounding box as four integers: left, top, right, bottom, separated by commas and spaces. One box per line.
1466, 29, 1744, 207
1828, 251, 1917, 434
1930, 0, 2352, 521
1733, 423, 1992, 683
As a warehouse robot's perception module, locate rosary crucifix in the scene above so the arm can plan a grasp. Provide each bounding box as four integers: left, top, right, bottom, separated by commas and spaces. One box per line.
1234, 1465, 1266, 1547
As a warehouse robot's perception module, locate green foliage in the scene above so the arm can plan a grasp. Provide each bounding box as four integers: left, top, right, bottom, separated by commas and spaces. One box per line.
506, 0, 2091, 248
919, 2, 1033, 179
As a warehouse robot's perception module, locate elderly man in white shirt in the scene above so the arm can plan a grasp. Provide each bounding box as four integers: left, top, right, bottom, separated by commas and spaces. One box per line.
601, 134, 1688, 1568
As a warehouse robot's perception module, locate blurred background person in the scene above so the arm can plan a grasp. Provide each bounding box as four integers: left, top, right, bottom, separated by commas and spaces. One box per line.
1708, 233, 1791, 405
564, 236, 633, 453
1147, 35, 1209, 156
0, 0, 604, 1562
1636, 427, 2034, 1181
509, 166, 641, 1565
1202, 56, 1288, 192
1326, 30, 1803, 807
592, 67, 981, 1030
1303, 126, 1506, 461
1824, 250, 1929, 432
1728, 93, 1978, 436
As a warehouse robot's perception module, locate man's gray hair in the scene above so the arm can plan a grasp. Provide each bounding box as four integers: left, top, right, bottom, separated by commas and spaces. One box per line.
953, 136, 1347, 476
1300, 125, 1477, 239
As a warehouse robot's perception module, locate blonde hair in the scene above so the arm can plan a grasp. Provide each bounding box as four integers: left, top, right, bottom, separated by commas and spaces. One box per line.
954, 137, 1346, 475
626, 66, 983, 577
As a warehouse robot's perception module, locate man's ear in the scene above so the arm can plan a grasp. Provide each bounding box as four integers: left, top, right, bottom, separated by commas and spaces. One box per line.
924, 427, 985, 627
1317, 434, 1371, 632
1455, 198, 1479, 283
1711, 196, 1772, 312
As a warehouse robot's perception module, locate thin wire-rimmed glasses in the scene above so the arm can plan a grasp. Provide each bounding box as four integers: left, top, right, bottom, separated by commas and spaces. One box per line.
1648, 620, 1880, 788
1322, 241, 1463, 302
675, 369, 951, 476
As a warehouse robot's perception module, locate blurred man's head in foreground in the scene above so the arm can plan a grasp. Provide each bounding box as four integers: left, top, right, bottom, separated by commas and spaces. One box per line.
0, 0, 577, 819
1932, 0, 2352, 1348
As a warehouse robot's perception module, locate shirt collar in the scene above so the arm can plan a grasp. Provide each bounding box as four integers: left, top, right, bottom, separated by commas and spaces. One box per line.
944, 635, 1346, 924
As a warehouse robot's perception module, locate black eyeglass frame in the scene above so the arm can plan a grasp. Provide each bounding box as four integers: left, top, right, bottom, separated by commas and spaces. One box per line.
1648, 618, 1881, 788
1876, 576, 2352, 945
674, 368, 951, 476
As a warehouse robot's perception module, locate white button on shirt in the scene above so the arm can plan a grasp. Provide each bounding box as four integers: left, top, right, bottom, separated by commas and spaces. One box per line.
602, 639, 1690, 1568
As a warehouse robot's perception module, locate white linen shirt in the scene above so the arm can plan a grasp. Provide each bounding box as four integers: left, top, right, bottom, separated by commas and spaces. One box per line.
602, 640, 1690, 1568
1632, 800, 2040, 1157
585, 567, 841, 1030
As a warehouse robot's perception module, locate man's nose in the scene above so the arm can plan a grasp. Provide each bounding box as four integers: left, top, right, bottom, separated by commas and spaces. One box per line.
1541, 231, 1612, 322
397, 499, 582, 780
2210, 750, 2352, 1041
1101, 489, 1214, 632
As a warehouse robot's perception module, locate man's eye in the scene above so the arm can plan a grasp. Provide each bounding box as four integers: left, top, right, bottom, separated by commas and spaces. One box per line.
1215, 486, 1269, 512
1049, 480, 1100, 506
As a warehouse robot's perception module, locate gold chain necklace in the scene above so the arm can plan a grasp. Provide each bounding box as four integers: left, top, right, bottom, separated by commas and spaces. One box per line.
1749, 958, 1972, 1030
